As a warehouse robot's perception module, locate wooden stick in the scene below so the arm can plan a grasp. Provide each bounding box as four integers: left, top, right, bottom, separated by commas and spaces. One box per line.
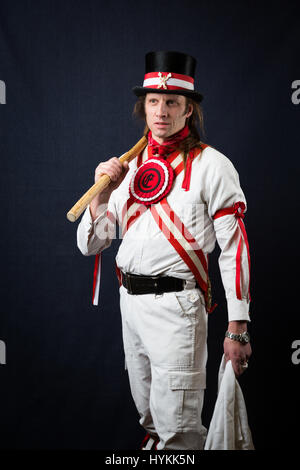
66, 136, 148, 222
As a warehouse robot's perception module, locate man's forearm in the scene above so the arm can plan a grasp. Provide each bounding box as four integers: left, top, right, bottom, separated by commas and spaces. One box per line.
89, 193, 111, 221
227, 320, 248, 333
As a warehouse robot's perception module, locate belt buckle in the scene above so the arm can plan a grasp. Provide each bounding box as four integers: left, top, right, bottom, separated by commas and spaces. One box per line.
150, 274, 161, 295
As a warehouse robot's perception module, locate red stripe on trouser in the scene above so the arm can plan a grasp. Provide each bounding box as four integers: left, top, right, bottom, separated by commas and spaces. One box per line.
140, 433, 150, 449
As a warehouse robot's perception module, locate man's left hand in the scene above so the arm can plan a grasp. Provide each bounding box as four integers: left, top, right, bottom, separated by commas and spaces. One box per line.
224, 338, 252, 377
223, 321, 252, 377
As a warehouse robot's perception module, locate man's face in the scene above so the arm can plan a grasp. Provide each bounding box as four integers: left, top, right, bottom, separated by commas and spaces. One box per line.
144, 93, 193, 143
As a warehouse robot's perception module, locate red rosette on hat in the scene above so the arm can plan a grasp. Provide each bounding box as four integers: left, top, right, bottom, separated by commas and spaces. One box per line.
129, 158, 174, 206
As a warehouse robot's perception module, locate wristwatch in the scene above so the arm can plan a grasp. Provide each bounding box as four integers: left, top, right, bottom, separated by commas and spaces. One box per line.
225, 330, 250, 344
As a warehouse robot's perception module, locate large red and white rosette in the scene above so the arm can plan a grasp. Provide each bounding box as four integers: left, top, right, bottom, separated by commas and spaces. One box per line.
129, 158, 174, 205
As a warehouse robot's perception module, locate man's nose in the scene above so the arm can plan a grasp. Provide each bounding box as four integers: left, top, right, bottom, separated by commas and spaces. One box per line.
155, 100, 168, 117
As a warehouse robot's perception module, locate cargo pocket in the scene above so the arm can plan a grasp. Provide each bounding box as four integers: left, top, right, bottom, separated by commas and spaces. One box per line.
167, 370, 206, 433
173, 288, 204, 318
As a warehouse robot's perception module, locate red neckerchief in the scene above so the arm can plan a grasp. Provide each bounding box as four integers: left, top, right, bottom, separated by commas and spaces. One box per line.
148, 125, 189, 158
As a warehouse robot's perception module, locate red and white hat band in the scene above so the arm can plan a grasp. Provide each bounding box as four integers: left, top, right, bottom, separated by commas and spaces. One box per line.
143, 72, 194, 91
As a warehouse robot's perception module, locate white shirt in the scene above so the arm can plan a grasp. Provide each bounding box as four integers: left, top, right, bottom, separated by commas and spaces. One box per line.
77, 145, 251, 322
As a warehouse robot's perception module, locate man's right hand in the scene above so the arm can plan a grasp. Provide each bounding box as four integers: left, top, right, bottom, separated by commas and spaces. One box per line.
90, 157, 129, 220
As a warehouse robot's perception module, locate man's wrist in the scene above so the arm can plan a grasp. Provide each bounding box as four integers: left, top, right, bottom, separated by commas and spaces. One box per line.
225, 330, 250, 345
227, 320, 248, 334
89, 197, 110, 221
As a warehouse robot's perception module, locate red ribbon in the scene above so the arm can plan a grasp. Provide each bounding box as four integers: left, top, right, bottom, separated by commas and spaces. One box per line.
148, 125, 189, 158
182, 144, 209, 191
115, 263, 122, 287
92, 253, 101, 305
213, 202, 251, 301
181, 149, 194, 191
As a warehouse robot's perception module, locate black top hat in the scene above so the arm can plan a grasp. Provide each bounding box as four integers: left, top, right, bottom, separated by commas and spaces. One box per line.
133, 51, 203, 102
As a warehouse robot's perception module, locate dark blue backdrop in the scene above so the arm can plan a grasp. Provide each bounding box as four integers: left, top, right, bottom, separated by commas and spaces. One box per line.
0, 0, 299, 451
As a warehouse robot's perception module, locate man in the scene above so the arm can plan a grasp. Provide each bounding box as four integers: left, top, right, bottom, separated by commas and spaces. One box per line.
77, 51, 252, 450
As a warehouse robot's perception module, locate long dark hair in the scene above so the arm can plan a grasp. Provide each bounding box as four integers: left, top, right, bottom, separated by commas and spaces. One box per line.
132, 95, 206, 167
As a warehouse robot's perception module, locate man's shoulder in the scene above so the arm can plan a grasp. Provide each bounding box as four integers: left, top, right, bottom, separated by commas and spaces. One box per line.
195, 144, 236, 171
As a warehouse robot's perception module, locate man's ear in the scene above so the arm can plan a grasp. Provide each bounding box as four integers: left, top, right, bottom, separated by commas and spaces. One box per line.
185, 103, 193, 118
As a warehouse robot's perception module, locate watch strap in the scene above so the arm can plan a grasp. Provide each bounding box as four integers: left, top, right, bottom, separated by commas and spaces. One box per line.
225, 330, 250, 344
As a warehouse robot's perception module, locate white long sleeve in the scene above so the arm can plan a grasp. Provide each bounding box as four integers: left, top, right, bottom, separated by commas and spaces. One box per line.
201, 150, 251, 320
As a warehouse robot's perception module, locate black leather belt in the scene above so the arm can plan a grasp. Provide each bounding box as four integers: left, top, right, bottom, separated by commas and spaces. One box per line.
121, 271, 187, 295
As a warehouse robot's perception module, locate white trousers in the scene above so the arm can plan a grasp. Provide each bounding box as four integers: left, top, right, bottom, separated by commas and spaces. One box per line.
119, 283, 208, 450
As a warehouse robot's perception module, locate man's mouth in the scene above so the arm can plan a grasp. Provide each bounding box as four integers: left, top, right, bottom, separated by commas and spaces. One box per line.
155, 122, 169, 127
